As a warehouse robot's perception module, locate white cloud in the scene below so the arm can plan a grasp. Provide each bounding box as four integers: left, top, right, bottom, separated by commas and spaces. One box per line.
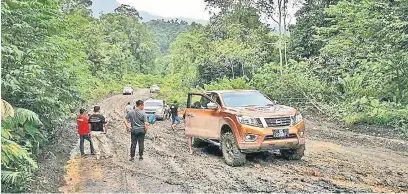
116, 0, 210, 20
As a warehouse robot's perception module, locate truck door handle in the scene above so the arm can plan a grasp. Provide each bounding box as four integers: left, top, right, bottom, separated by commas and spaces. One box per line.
187, 113, 195, 117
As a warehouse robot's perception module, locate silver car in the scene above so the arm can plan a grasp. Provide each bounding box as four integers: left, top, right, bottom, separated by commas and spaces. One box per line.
150, 84, 160, 93
123, 87, 134, 95
144, 99, 165, 120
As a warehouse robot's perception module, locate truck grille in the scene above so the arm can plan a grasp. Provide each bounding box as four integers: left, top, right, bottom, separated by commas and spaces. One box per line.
264, 134, 297, 140
264, 117, 292, 127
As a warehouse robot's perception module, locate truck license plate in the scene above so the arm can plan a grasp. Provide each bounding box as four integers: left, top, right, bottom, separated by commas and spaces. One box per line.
273, 129, 288, 138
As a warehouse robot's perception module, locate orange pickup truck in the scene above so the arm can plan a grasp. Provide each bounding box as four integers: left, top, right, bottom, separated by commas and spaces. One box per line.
185, 90, 305, 166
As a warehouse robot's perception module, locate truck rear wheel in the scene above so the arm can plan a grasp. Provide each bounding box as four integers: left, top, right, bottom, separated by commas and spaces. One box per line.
221, 132, 246, 166
280, 145, 305, 160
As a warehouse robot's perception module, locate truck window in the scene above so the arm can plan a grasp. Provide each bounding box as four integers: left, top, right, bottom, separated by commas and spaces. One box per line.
187, 94, 213, 109
213, 94, 222, 106
188, 94, 203, 109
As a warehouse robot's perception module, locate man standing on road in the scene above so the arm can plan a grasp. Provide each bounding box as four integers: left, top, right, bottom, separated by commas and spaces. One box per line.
164, 103, 170, 120
124, 100, 149, 161
88, 106, 112, 160
170, 100, 180, 130
124, 102, 133, 114
77, 108, 94, 156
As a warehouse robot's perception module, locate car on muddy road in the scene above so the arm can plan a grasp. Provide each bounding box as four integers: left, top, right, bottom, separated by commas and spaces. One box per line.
144, 99, 165, 121
122, 87, 134, 95
185, 90, 305, 166
150, 84, 160, 93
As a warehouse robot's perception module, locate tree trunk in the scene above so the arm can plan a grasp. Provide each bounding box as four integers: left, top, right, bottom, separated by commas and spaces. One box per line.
231, 60, 235, 79
283, 0, 288, 67
278, 0, 283, 75
283, 0, 290, 66
242, 61, 245, 77
396, 67, 402, 103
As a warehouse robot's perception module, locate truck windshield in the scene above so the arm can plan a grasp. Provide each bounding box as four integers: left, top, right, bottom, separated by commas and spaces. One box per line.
145, 102, 162, 107
221, 91, 274, 107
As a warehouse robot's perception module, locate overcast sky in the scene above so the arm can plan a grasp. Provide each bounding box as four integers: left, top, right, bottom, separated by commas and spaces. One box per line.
116, 0, 300, 24
117, 0, 211, 20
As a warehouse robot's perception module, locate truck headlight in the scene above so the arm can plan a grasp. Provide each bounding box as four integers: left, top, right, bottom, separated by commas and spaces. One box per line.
299, 130, 305, 138
291, 113, 303, 125
236, 115, 263, 127
244, 134, 258, 142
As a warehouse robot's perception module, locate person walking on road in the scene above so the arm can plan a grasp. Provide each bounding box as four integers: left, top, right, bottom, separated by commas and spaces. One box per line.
124, 100, 149, 161
124, 102, 133, 114
88, 106, 112, 160
77, 108, 94, 156
170, 100, 180, 130
164, 104, 170, 120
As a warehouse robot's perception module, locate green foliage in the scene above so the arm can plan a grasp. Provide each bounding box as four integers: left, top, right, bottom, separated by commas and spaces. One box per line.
167, 9, 279, 87
289, 0, 340, 60
123, 74, 162, 88
1, 1, 161, 191
1, 103, 44, 192
1, 0, 81, 127
156, 74, 192, 107
251, 61, 331, 111
314, 0, 408, 103
204, 77, 252, 91
343, 99, 408, 136
303, 0, 408, 130
147, 19, 191, 54
1, 0, 161, 124
167, 25, 211, 86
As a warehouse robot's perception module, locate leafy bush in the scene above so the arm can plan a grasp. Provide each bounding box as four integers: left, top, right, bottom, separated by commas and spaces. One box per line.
155, 74, 190, 107
342, 97, 408, 127
1, 100, 44, 192
123, 74, 162, 88
203, 77, 252, 91
251, 61, 331, 110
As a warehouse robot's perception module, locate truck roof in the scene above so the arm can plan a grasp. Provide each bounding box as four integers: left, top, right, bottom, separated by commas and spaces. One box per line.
206, 90, 259, 94
145, 99, 163, 102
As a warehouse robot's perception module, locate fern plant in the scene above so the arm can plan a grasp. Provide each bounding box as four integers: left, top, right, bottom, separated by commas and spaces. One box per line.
1, 99, 44, 192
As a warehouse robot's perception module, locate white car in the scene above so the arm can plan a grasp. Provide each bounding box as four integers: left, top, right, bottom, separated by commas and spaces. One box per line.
144, 99, 165, 120
150, 84, 160, 93
122, 87, 134, 95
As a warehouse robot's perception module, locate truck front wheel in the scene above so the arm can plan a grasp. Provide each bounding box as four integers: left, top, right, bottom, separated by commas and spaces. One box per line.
221, 132, 246, 166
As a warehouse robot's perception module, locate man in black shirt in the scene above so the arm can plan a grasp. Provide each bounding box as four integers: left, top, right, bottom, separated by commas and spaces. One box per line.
88, 106, 112, 159
170, 100, 180, 130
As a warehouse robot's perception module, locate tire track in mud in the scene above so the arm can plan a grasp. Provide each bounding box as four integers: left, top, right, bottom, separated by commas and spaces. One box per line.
59, 89, 408, 193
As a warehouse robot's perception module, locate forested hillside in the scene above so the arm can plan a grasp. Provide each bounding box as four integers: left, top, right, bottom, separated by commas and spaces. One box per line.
1, 1, 160, 191
147, 19, 191, 54
1, 0, 407, 192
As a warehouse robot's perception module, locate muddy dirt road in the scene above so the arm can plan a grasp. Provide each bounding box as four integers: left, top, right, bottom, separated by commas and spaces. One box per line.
58, 89, 408, 193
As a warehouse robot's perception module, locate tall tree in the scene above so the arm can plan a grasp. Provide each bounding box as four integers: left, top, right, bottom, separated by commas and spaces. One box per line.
256, 0, 298, 74
289, 0, 340, 60
114, 4, 141, 19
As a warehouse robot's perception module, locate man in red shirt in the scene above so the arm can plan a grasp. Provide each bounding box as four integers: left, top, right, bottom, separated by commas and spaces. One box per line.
77, 108, 94, 156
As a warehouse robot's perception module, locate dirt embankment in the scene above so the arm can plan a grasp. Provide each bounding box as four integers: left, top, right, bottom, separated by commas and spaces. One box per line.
32, 89, 408, 193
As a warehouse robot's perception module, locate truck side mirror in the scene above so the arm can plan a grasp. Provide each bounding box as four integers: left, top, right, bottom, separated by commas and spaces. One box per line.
207, 102, 218, 110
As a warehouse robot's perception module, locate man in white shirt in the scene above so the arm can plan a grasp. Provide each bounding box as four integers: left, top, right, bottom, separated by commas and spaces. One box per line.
124, 102, 133, 114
